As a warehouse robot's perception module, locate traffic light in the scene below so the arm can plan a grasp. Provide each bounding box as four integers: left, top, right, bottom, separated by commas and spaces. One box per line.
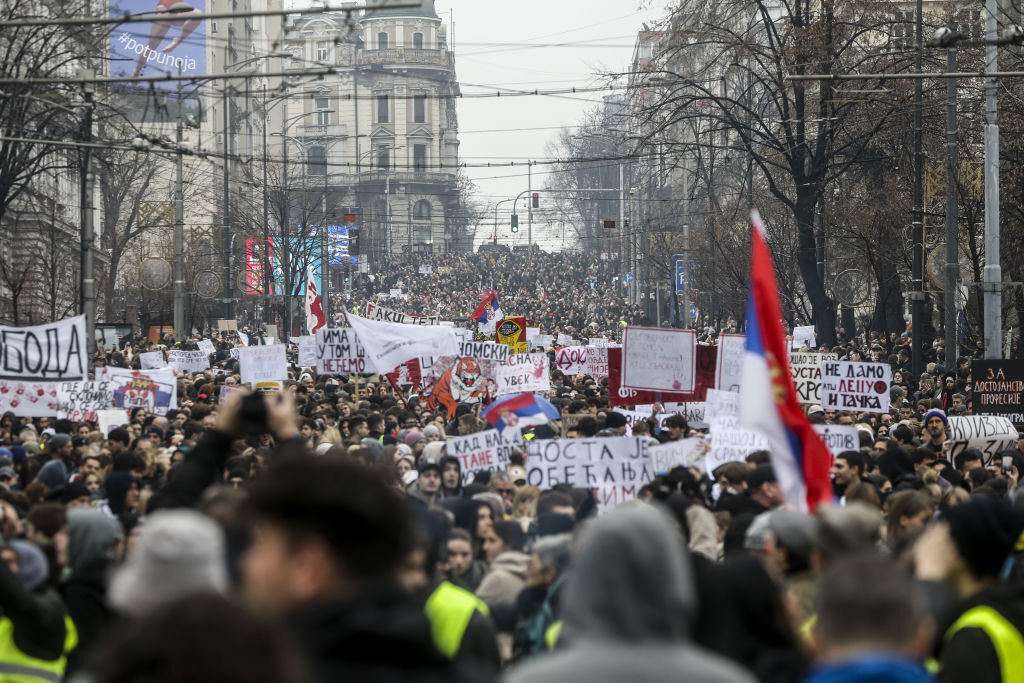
511, 214, 519, 232
532, 192, 539, 208
348, 226, 359, 257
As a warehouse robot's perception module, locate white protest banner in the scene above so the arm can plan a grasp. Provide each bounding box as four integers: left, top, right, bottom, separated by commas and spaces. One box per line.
447, 428, 524, 484
218, 384, 246, 404
139, 351, 166, 369
948, 415, 1018, 464
704, 388, 770, 475
458, 341, 510, 364
389, 289, 403, 299
789, 352, 838, 405
531, 334, 553, 349
494, 353, 549, 396
585, 346, 609, 378
96, 367, 177, 416
820, 361, 891, 413
588, 337, 609, 348
792, 325, 816, 349
57, 380, 114, 421
419, 265, 433, 274
296, 336, 317, 366
197, 339, 216, 356
621, 327, 696, 392
683, 402, 708, 429
167, 350, 210, 374
650, 437, 706, 473
554, 346, 588, 375
526, 327, 540, 339
345, 312, 459, 375
0, 381, 60, 416
813, 424, 859, 456
315, 328, 368, 374
364, 302, 440, 326
715, 334, 746, 393
0, 315, 88, 381
557, 333, 574, 347
525, 436, 654, 509
96, 409, 128, 436
238, 345, 288, 384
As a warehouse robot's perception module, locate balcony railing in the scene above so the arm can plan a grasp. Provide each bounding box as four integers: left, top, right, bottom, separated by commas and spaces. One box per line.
357, 47, 450, 67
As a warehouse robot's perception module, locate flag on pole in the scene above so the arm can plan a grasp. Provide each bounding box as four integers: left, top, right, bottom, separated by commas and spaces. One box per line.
470, 291, 503, 335
482, 392, 560, 433
739, 210, 833, 512
304, 267, 326, 335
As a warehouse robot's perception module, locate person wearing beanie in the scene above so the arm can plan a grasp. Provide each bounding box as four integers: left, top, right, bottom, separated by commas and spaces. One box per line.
0, 535, 77, 680
914, 497, 1024, 682
423, 424, 442, 442
603, 411, 628, 436
404, 430, 426, 460
922, 409, 948, 454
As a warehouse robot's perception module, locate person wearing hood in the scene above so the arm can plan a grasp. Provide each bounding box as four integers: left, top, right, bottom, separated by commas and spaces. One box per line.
440, 454, 463, 498
477, 521, 530, 662
60, 508, 122, 676
441, 499, 493, 560
445, 529, 488, 593
506, 505, 755, 683
407, 461, 445, 508
0, 527, 78, 683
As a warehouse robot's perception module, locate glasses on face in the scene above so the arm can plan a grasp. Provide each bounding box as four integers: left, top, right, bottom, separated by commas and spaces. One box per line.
495, 487, 514, 497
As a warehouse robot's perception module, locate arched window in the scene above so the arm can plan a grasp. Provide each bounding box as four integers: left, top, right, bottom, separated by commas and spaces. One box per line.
413, 200, 431, 219
307, 146, 326, 175
412, 32, 424, 48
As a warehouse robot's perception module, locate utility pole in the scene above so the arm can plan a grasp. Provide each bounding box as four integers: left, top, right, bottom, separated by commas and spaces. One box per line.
281, 114, 292, 339
261, 86, 271, 328
173, 74, 185, 341
527, 161, 532, 258
910, 0, 924, 379
222, 85, 233, 322
618, 162, 625, 295
984, 0, 1002, 359
78, 69, 96, 356
944, 31, 959, 369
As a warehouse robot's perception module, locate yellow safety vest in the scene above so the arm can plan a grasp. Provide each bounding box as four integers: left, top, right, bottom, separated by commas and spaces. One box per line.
545, 620, 562, 650
0, 614, 78, 683
424, 581, 490, 659
943, 605, 1024, 683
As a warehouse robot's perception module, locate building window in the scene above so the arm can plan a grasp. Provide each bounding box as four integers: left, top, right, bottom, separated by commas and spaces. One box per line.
316, 41, 329, 62
377, 94, 389, 123
893, 11, 915, 49
413, 94, 426, 123
377, 147, 390, 169
413, 144, 427, 171
412, 32, 424, 48
314, 96, 330, 125
377, 31, 389, 49
414, 200, 431, 219
308, 146, 327, 176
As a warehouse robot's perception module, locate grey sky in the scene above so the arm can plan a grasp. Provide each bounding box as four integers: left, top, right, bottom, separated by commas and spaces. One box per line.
433, 0, 663, 250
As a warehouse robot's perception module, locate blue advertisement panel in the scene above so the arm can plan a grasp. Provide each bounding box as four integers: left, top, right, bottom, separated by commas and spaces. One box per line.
110, 0, 207, 85
245, 238, 323, 297
327, 225, 359, 266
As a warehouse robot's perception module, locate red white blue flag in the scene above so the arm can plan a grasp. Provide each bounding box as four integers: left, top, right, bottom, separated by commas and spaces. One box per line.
739, 210, 832, 512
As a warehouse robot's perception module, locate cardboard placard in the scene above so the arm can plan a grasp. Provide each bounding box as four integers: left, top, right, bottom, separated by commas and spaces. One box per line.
525, 436, 654, 509
971, 360, 1024, 425
446, 428, 523, 484
621, 327, 696, 393
238, 346, 288, 384
948, 415, 1018, 464
820, 361, 891, 414
494, 353, 549, 396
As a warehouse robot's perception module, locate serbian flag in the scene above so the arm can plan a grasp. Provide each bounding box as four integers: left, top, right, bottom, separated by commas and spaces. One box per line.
483, 392, 560, 433
304, 267, 326, 335
739, 210, 832, 512
470, 290, 503, 334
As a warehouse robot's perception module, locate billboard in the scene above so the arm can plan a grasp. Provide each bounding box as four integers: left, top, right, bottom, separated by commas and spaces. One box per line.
327, 225, 359, 266
245, 238, 323, 297
110, 0, 207, 85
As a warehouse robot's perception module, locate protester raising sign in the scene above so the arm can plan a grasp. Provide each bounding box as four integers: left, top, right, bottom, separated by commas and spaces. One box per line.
345, 312, 459, 374
789, 352, 838, 405
704, 389, 770, 476
96, 367, 177, 416
792, 325, 816, 349
606, 348, 690, 407
621, 327, 696, 393
715, 334, 746, 393
0, 315, 88, 381
494, 353, 548, 396
364, 302, 440, 326
525, 436, 654, 509
496, 317, 528, 355
948, 415, 1018, 464
238, 345, 288, 384
458, 341, 510, 364
218, 384, 246, 404
0, 381, 61, 417
139, 351, 166, 370
650, 437, 706, 474
316, 328, 368, 374
812, 424, 860, 456
297, 336, 317, 367
555, 346, 588, 375
971, 360, 1024, 425
197, 339, 216, 356
57, 380, 115, 421
820, 361, 891, 413
584, 346, 609, 378
446, 429, 524, 484
167, 350, 210, 374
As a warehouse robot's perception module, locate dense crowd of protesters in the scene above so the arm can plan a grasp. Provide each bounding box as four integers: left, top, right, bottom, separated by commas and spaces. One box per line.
0, 249, 1020, 682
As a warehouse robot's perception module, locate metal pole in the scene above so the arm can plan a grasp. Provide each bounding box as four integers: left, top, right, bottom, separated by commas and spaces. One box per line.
984, 0, 1002, 359
261, 87, 271, 327
527, 161, 532, 259
222, 86, 232, 321
911, 0, 924, 379
944, 35, 959, 369
78, 72, 96, 355
682, 223, 690, 330
618, 162, 625, 290
173, 73, 185, 341
282, 116, 292, 339
322, 148, 330, 325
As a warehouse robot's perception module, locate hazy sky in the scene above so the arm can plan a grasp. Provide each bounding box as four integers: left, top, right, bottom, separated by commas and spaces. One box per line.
434, 0, 664, 249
